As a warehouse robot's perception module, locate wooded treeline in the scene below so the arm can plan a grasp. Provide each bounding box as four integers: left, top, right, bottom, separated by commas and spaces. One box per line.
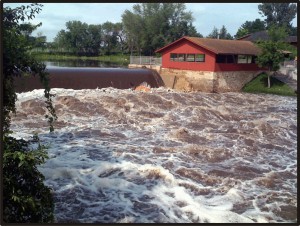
26, 3, 297, 56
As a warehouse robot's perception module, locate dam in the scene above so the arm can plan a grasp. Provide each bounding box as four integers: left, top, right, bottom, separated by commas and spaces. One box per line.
14, 67, 165, 92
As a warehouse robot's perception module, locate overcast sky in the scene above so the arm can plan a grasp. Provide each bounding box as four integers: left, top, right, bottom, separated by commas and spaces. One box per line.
4, 3, 298, 42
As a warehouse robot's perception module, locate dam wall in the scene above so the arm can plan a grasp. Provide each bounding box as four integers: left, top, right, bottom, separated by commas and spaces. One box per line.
14, 65, 263, 93
14, 67, 165, 92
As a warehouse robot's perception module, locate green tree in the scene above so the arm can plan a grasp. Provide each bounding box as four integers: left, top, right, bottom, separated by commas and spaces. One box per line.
28, 31, 48, 52
65, 20, 89, 55
207, 26, 232, 39
113, 22, 126, 53
235, 19, 266, 39
53, 21, 103, 56
3, 4, 56, 222
101, 21, 120, 55
19, 22, 42, 38
3, 4, 56, 133
122, 3, 200, 55
86, 24, 102, 55
258, 3, 297, 31
13, 22, 44, 49
207, 26, 219, 39
256, 26, 289, 88
235, 28, 249, 39
122, 9, 143, 55
53, 29, 68, 52
219, 25, 233, 39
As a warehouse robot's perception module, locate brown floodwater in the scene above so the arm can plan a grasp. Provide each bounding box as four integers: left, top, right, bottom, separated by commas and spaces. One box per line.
10, 87, 297, 223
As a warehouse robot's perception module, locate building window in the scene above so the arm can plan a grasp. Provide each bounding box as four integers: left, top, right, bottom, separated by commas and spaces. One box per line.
170, 53, 205, 62
247, 55, 253, 63
216, 54, 255, 64
195, 54, 205, 62
216, 55, 226, 63
186, 54, 195, 62
170, 53, 178, 61
178, 54, 185, 62
226, 55, 236, 63
237, 55, 248, 63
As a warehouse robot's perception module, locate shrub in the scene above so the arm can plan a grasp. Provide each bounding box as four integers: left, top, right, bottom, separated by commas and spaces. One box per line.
3, 134, 54, 223
3, 4, 56, 222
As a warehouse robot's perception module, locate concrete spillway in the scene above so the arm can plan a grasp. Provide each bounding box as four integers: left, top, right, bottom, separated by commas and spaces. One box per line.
14, 67, 165, 92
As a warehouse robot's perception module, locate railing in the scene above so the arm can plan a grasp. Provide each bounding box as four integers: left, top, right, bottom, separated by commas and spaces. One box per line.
130, 56, 162, 65
283, 60, 297, 68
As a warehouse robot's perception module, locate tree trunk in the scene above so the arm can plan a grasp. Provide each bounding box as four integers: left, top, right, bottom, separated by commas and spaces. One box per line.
267, 68, 271, 88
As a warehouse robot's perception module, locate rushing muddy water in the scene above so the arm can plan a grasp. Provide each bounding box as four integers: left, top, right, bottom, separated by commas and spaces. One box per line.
10, 88, 297, 223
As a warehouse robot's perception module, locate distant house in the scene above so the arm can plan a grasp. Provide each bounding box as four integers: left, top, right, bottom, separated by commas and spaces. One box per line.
155, 36, 265, 92
155, 36, 262, 72
237, 30, 297, 48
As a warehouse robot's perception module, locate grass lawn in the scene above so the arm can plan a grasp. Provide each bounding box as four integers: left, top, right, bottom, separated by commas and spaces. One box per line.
242, 73, 296, 96
31, 52, 130, 64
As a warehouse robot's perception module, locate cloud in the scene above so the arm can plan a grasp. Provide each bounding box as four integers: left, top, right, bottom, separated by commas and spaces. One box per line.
186, 3, 263, 37
4, 3, 297, 42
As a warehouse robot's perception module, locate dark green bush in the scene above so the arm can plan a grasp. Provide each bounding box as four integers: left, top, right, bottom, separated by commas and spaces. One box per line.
3, 4, 56, 222
3, 134, 54, 223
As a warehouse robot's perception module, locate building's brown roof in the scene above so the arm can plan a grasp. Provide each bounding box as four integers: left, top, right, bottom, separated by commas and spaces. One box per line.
156, 36, 261, 55
238, 30, 297, 44
238, 31, 269, 42
286, 36, 297, 43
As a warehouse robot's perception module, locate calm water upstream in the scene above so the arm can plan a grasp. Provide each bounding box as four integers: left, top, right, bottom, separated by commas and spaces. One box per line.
44, 59, 127, 68
11, 87, 297, 223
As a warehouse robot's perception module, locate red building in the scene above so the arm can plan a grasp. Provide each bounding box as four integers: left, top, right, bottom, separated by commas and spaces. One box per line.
155, 36, 262, 72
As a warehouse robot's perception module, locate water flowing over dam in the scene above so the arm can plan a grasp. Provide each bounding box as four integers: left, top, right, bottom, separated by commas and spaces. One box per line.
10, 87, 297, 223
14, 67, 165, 92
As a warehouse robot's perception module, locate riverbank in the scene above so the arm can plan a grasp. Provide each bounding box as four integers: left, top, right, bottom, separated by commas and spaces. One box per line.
31, 52, 130, 64
242, 73, 296, 96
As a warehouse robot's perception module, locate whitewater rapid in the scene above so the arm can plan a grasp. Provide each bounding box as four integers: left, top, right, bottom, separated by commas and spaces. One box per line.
10, 87, 297, 223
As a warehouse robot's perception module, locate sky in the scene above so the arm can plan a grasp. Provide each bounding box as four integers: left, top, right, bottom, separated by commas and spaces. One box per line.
3, 3, 298, 42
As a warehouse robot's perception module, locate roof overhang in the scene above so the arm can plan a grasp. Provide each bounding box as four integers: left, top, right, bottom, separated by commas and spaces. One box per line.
156, 36, 261, 55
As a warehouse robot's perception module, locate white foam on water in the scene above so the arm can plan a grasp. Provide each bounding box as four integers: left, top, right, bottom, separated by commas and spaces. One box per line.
10, 88, 297, 223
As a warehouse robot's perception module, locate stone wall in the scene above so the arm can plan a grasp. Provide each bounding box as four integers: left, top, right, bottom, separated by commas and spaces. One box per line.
128, 64, 161, 74
214, 71, 263, 92
160, 68, 215, 92
159, 68, 264, 92
127, 65, 264, 92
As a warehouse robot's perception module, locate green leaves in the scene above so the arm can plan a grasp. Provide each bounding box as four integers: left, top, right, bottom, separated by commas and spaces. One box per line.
3, 135, 54, 223
258, 3, 297, 30
255, 25, 289, 88
54, 20, 121, 56
3, 4, 55, 222
3, 4, 57, 133
235, 19, 266, 39
207, 25, 232, 40
122, 3, 201, 55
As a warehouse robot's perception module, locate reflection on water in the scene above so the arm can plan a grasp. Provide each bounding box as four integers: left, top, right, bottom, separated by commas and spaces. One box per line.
11, 88, 297, 223
44, 59, 127, 68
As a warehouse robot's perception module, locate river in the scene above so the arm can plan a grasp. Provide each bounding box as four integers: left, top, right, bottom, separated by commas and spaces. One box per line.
10, 87, 297, 223
44, 59, 127, 68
